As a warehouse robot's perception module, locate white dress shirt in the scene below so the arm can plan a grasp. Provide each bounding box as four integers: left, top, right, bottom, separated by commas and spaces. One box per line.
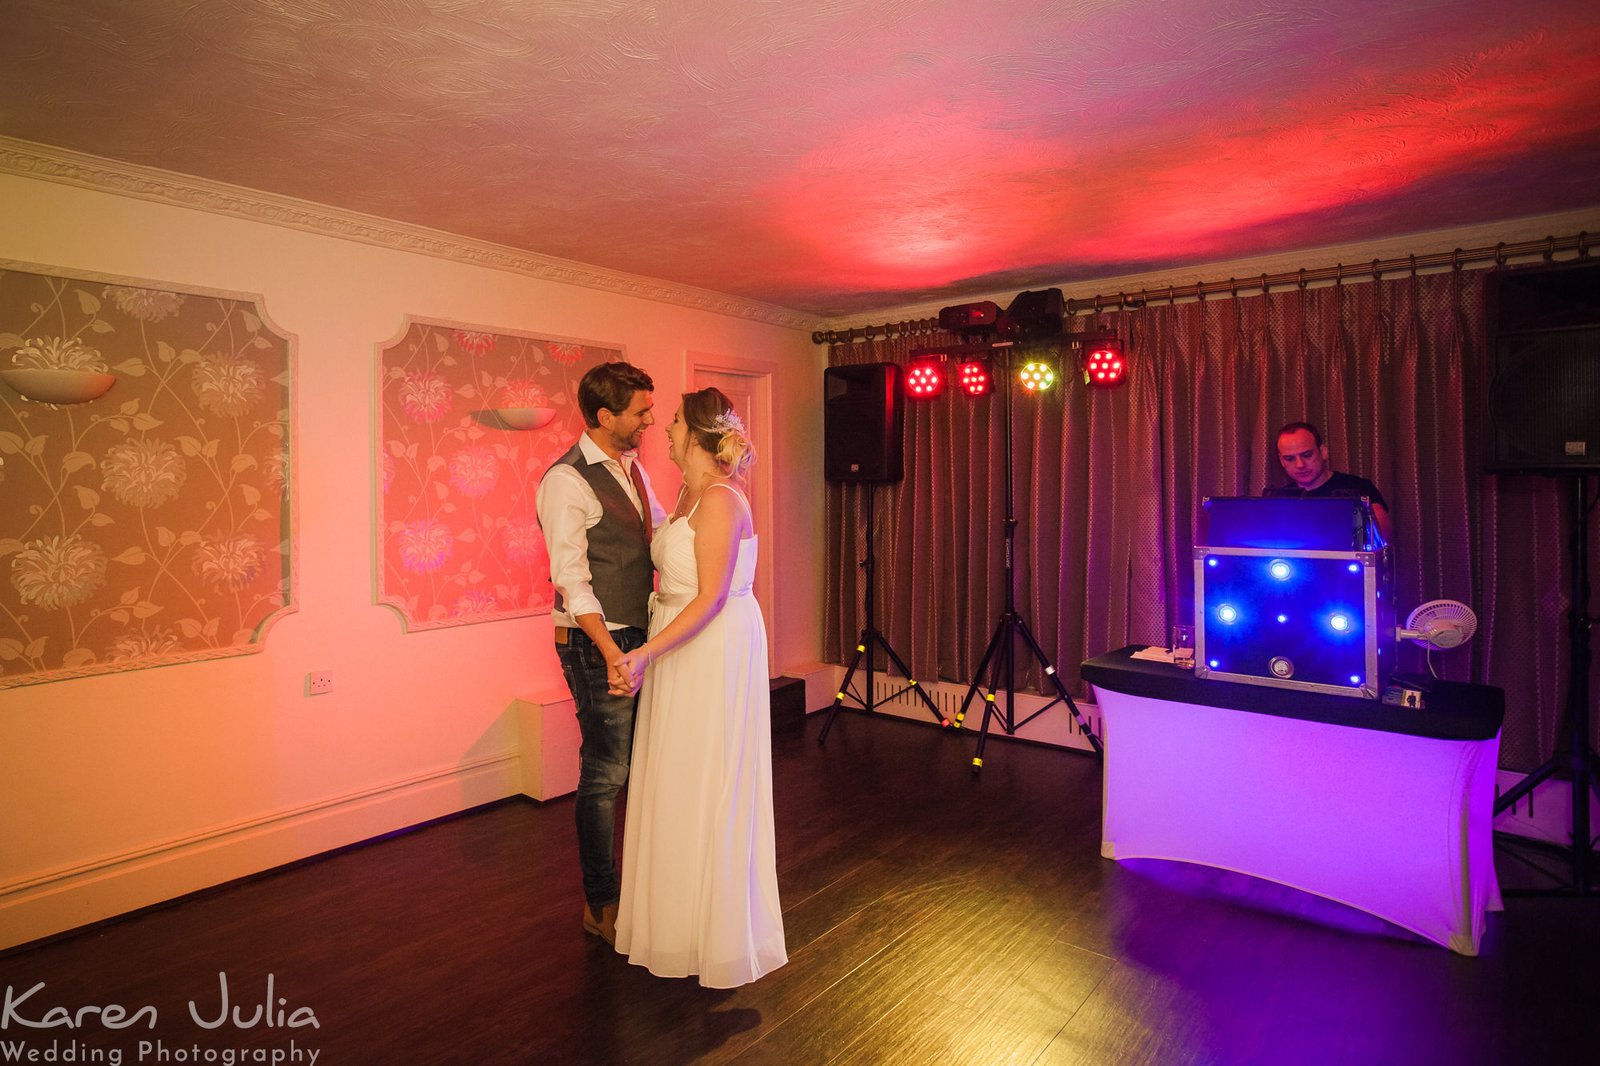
536, 433, 668, 630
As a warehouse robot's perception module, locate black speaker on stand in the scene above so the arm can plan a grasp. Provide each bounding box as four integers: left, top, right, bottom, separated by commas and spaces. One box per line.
1486, 258, 1600, 473
819, 363, 950, 742
1486, 257, 1600, 895
824, 362, 904, 482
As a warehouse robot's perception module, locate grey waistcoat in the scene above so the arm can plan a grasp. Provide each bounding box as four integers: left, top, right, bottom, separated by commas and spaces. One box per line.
541, 442, 653, 629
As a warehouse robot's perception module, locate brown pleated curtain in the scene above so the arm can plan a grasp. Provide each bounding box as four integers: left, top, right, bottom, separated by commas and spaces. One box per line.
825, 265, 1599, 772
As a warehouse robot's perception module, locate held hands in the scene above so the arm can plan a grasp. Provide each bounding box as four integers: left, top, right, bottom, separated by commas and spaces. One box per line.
608, 645, 651, 696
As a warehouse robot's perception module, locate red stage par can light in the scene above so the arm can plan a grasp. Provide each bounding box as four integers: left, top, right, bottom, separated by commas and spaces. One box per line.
1083, 337, 1126, 387
905, 359, 945, 398
957, 359, 991, 396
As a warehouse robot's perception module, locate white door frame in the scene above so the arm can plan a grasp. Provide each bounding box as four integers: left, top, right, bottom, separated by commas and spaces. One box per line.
686, 352, 778, 676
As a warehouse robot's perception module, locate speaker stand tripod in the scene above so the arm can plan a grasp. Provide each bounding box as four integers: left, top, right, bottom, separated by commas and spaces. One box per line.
1492, 474, 1600, 894
955, 344, 1103, 772
818, 483, 951, 744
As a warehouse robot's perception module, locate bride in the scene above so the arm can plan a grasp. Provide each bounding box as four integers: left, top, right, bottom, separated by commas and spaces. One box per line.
608, 387, 787, 988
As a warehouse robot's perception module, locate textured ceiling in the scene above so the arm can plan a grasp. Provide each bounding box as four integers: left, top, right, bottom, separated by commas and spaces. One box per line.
2, 0, 1598, 318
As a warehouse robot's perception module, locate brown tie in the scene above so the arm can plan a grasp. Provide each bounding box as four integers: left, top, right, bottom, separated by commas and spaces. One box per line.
627, 459, 652, 540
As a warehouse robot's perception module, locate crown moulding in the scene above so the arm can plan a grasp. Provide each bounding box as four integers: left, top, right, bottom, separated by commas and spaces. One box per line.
0, 136, 824, 333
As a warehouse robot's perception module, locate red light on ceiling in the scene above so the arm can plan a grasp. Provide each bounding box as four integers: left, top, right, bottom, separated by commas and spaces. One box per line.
905, 360, 945, 398
1083, 338, 1126, 387
957, 359, 991, 396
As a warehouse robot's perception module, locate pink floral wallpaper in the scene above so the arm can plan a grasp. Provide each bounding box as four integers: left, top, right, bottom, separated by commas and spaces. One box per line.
0, 264, 294, 689
377, 318, 615, 629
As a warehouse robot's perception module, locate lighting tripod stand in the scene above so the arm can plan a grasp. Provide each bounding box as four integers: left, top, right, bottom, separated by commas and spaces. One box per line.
1492, 474, 1599, 894
955, 342, 1104, 772
818, 482, 951, 744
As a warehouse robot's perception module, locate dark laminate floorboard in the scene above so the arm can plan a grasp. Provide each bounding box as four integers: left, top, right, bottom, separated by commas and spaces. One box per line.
818, 896, 1113, 1066
3, 710, 1598, 1065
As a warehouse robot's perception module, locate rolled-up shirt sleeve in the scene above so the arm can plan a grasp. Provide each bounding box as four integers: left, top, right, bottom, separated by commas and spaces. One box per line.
535, 465, 605, 622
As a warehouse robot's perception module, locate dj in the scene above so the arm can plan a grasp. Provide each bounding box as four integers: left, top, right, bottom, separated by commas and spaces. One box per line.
1268, 421, 1394, 543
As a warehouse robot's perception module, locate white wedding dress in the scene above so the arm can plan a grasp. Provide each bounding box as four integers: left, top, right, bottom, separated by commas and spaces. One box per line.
614, 482, 787, 987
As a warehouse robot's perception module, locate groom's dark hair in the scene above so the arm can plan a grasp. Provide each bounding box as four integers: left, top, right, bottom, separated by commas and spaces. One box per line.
578, 361, 655, 428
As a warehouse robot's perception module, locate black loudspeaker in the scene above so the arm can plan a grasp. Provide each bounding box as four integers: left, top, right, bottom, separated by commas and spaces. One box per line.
824, 363, 903, 482
1487, 259, 1600, 473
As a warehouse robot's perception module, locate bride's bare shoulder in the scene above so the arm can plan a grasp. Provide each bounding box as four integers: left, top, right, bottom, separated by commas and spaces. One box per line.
692, 479, 751, 531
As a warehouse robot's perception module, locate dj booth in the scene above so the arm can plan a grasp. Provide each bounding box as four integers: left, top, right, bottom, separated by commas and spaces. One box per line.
1084, 497, 1505, 955
1084, 647, 1503, 954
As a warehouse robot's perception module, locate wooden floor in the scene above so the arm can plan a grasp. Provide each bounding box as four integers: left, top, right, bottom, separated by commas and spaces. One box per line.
4, 710, 1598, 1065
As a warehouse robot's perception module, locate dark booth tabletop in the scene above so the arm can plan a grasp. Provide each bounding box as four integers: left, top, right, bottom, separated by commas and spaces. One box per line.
1082, 645, 1504, 742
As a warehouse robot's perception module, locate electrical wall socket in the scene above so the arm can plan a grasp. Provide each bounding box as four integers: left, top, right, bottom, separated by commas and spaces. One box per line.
307, 671, 333, 696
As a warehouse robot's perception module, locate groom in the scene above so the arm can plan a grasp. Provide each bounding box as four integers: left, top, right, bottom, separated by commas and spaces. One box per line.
536, 361, 665, 946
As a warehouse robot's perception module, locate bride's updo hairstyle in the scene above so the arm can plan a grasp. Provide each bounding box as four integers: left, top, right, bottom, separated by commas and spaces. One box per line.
682, 387, 755, 478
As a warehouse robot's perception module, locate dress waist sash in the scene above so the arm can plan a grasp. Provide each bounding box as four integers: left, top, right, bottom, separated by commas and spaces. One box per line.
651, 587, 753, 612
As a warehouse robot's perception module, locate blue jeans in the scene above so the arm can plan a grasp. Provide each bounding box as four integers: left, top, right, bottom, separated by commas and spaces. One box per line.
555, 625, 647, 909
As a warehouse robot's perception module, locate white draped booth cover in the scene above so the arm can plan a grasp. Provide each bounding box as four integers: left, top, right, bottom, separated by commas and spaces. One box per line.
1086, 647, 1504, 955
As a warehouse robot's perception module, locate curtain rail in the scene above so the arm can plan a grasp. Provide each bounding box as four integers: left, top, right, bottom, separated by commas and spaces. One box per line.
812, 230, 1593, 345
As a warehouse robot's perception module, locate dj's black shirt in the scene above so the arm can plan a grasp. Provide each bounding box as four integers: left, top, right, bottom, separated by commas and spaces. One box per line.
1266, 471, 1388, 511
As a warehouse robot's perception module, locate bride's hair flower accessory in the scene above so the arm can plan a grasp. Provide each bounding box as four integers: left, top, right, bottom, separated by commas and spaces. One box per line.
710, 410, 746, 435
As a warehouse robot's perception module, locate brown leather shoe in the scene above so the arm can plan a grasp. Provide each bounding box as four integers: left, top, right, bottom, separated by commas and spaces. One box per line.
582, 902, 618, 945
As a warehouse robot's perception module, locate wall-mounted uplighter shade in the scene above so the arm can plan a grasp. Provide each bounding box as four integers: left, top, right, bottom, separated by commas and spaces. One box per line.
0, 368, 117, 405
494, 407, 556, 430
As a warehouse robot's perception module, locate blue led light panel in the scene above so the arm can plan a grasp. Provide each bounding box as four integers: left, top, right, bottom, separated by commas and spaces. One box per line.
1199, 553, 1369, 689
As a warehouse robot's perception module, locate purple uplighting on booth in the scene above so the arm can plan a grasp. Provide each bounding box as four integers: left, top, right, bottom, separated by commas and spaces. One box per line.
1091, 682, 1503, 955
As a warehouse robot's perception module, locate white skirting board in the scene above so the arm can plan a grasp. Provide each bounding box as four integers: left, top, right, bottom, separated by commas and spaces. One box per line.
0, 754, 522, 951
0, 690, 594, 951
0, 688, 595, 947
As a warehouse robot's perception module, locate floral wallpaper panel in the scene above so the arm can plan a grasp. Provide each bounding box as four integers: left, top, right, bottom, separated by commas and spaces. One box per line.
377, 318, 617, 630
0, 263, 294, 689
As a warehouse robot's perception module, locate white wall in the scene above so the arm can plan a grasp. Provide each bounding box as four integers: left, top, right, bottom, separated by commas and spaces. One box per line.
0, 172, 826, 948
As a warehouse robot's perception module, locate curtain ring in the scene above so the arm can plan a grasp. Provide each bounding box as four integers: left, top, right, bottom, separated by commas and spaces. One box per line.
1544, 235, 1556, 262
1408, 254, 1417, 278
1495, 242, 1506, 267
1297, 268, 1307, 290
1168, 284, 1176, 305
1579, 231, 1591, 259
1229, 277, 1238, 297
1335, 263, 1344, 285
1259, 272, 1269, 295
1371, 257, 1382, 281
1452, 247, 1464, 271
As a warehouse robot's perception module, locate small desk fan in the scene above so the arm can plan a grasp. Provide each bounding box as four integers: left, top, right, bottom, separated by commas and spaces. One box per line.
1397, 599, 1478, 679
1399, 599, 1478, 649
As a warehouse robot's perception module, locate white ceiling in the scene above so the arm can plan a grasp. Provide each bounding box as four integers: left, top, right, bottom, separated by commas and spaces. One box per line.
2, 0, 1598, 318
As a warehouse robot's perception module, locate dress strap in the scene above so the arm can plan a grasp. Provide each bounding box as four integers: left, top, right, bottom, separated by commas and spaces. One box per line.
688, 480, 753, 523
